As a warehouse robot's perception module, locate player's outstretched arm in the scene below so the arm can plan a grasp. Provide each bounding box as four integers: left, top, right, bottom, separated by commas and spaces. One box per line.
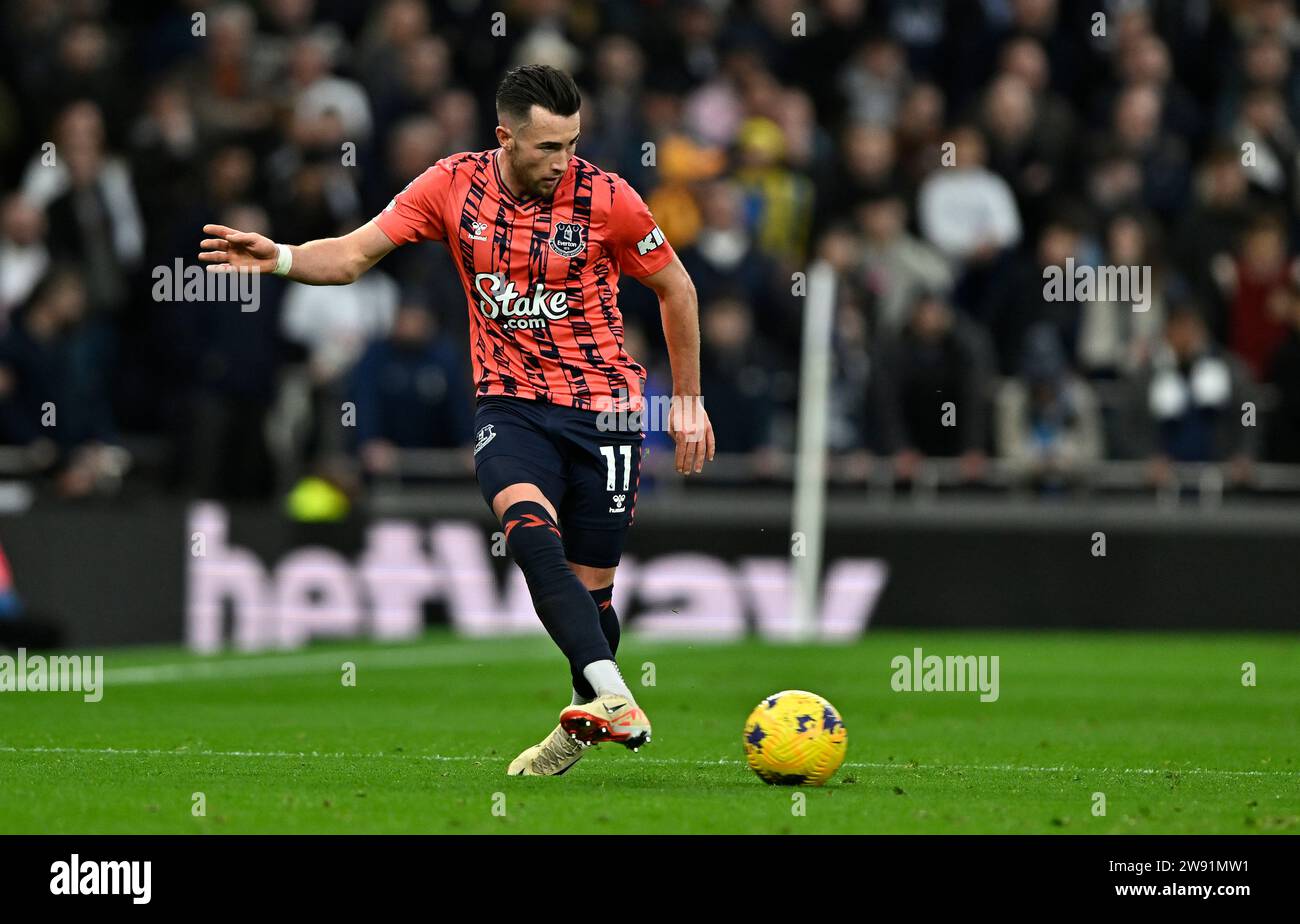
198, 220, 397, 286
641, 253, 716, 476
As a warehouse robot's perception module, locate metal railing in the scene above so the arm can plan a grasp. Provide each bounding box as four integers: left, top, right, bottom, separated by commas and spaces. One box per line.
4, 441, 1299, 508
369, 447, 1300, 505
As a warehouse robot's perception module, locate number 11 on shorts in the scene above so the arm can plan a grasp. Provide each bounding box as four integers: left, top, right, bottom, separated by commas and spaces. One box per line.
600, 445, 632, 491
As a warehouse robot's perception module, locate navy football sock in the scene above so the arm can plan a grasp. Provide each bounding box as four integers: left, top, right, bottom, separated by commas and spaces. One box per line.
572, 585, 621, 701
591, 584, 620, 656
501, 502, 612, 691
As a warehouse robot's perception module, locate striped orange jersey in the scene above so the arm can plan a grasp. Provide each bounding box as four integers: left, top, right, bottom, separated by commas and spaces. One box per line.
372, 149, 674, 412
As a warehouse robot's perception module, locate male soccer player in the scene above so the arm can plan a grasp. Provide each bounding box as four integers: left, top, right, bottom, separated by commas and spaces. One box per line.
199, 64, 714, 776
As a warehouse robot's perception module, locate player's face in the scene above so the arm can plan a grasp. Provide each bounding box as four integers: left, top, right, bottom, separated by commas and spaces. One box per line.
506, 106, 580, 198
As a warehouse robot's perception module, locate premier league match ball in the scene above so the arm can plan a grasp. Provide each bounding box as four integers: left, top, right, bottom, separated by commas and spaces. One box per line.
742, 690, 848, 786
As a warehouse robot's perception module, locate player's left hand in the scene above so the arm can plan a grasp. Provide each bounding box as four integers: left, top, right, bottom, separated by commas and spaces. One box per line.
669, 395, 715, 476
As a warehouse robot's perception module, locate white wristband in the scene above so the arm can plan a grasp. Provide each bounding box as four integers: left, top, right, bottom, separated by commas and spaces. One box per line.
272, 243, 293, 277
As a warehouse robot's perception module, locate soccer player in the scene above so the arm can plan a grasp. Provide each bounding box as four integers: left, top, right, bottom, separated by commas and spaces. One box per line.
199, 65, 714, 776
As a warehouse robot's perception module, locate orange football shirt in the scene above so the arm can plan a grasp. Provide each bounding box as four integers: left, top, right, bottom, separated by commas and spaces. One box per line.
373, 149, 674, 412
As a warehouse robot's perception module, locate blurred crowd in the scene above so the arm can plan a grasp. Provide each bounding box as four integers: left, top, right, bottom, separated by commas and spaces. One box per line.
2, 0, 1300, 502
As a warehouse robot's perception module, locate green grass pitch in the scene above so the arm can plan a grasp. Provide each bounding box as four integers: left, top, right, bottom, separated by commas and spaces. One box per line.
1, 630, 1297, 834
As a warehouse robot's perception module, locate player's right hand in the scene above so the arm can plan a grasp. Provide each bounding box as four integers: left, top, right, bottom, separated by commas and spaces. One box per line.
668, 395, 715, 476
199, 224, 278, 273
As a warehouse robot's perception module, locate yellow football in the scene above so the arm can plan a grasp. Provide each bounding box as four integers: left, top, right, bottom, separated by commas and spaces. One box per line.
742, 690, 848, 786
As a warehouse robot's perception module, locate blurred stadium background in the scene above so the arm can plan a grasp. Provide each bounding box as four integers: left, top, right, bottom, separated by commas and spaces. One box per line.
1, 0, 1299, 650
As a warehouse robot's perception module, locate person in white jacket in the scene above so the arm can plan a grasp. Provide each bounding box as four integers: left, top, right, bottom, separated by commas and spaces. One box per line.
918, 123, 1022, 266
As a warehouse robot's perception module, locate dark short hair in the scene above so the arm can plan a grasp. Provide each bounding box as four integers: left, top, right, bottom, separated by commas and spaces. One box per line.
495, 64, 581, 126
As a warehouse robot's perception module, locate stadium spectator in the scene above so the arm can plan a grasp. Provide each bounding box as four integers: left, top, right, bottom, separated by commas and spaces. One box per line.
432, 88, 482, 155
853, 189, 951, 336
1123, 303, 1258, 480
996, 323, 1104, 487
827, 295, 872, 478
1223, 213, 1296, 382
1076, 210, 1166, 379
287, 31, 372, 144
1083, 142, 1145, 226
129, 81, 204, 249
1173, 145, 1253, 345
368, 34, 451, 162
995, 36, 1077, 179
839, 36, 909, 127
274, 140, 362, 242
917, 124, 1021, 322
1230, 86, 1297, 203
1104, 82, 1191, 220
1214, 32, 1300, 137
355, 0, 432, 97
698, 295, 779, 475
979, 73, 1066, 235
818, 122, 901, 232
869, 290, 992, 482
23, 102, 144, 314
678, 178, 792, 347
641, 132, 726, 254
348, 298, 472, 477
41, 18, 126, 131
816, 224, 872, 464
582, 35, 653, 184
732, 116, 815, 267
172, 204, 290, 500
892, 82, 946, 193
1266, 284, 1300, 463
183, 3, 277, 142
280, 240, 399, 462
0, 267, 120, 496
1108, 32, 1204, 149
774, 88, 836, 185
985, 215, 1085, 376
0, 195, 49, 327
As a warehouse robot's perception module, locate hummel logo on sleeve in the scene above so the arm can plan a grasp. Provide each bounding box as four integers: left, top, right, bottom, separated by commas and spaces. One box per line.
636, 226, 665, 255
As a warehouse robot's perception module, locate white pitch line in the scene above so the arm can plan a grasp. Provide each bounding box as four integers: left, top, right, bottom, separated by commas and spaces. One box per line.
0, 746, 484, 761
0, 746, 1294, 779
104, 644, 557, 686
622, 758, 1298, 778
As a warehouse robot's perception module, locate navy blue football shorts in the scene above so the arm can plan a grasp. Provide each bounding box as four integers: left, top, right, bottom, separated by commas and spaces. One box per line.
472, 395, 644, 569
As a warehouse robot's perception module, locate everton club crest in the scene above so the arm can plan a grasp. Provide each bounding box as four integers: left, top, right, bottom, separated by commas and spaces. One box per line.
548, 222, 586, 258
